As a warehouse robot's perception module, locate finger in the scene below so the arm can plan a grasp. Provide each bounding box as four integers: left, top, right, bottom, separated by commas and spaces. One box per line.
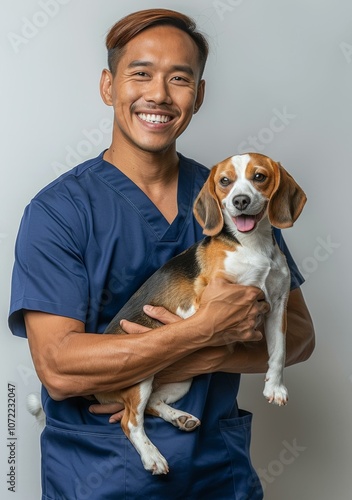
249, 286, 266, 302
89, 403, 124, 415
254, 314, 265, 329
237, 328, 263, 342
143, 305, 181, 325
258, 301, 271, 315
119, 319, 151, 334
250, 329, 263, 341
109, 410, 125, 424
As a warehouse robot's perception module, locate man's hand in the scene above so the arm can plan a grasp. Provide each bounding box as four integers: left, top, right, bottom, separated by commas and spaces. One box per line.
89, 278, 269, 420
89, 401, 125, 423
193, 278, 268, 345
122, 278, 268, 344
88, 307, 180, 420
120, 304, 182, 333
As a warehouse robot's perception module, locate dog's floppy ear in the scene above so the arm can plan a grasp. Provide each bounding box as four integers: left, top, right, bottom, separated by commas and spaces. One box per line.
268, 162, 307, 228
193, 167, 224, 236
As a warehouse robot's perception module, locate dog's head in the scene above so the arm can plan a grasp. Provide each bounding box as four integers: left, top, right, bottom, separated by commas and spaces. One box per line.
193, 153, 307, 236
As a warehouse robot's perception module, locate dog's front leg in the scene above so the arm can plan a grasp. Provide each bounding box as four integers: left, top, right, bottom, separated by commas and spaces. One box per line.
262, 299, 289, 406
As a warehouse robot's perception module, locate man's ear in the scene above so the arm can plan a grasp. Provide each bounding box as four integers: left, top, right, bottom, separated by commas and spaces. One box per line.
194, 79, 205, 114
100, 69, 113, 106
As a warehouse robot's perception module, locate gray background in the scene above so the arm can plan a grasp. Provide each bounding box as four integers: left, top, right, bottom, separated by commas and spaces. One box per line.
1, 0, 351, 498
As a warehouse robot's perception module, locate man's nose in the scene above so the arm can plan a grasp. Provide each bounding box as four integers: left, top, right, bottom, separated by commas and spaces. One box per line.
144, 76, 172, 105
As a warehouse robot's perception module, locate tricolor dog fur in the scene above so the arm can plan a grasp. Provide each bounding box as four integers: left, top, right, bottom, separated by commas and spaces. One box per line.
28, 152, 306, 475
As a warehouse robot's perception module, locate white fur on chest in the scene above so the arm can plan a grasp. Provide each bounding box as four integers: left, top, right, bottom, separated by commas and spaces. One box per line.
223, 243, 290, 307
176, 304, 196, 319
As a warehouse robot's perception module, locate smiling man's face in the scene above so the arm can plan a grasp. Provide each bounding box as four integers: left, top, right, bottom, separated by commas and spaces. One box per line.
100, 25, 205, 155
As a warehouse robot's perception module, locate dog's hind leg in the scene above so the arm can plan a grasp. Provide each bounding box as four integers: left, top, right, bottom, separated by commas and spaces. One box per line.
146, 380, 201, 432
96, 377, 169, 474
119, 378, 170, 475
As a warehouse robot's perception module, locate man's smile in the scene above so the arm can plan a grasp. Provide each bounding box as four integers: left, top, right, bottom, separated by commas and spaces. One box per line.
137, 113, 173, 124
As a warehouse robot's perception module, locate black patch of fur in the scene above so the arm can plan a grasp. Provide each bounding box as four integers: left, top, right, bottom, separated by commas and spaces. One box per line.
217, 227, 241, 246
105, 243, 201, 335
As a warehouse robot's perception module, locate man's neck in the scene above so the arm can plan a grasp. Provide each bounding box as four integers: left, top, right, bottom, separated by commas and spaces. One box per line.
103, 140, 180, 224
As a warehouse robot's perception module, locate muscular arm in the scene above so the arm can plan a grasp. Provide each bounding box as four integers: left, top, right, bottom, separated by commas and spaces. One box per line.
89, 286, 314, 419
24, 280, 268, 400
152, 287, 315, 385
215, 286, 315, 373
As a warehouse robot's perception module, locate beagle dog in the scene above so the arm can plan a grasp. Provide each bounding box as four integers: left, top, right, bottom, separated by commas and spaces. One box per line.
94, 152, 307, 475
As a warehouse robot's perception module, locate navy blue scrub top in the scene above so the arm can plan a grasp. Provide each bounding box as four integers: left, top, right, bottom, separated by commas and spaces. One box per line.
9, 151, 304, 499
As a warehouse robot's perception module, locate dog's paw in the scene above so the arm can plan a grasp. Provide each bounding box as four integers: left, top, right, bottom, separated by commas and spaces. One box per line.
142, 448, 169, 475
172, 414, 201, 432
263, 383, 288, 406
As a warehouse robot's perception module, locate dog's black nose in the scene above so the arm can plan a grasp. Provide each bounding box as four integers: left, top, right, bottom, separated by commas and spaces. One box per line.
232, 195, 250, 211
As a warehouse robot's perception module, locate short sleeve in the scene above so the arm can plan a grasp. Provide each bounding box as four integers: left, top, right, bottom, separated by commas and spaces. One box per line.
8, 198, 89, 338
273, 228, 304, 290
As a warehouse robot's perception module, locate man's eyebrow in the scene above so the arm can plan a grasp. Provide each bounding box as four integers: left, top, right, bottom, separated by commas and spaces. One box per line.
128, 60, 195, 76
128, 60, 153, 68
171, 65, 195, 77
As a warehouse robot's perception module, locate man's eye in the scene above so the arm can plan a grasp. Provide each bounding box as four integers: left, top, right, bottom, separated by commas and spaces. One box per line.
134, 72, 148, 78
220, 177, 231, 186
253, 173, 266, 182
172, 76, 187, 82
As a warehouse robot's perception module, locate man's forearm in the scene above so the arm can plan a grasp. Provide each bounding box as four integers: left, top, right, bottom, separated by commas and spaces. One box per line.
284, 288, 315, 366
27, 312, 216, 400
26, 282, 268, 400
154, 288, 315, 384
153, 339, 268, 385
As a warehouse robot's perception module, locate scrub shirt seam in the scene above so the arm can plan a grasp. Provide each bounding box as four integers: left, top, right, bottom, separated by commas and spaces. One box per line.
14, 209, 32, 307
220, 419, 258, 499
224, 373, 241, 418
92, 169, 165, 241
30, 197, 88, 258
273, 228, 305, 290
12, 298, 87, 332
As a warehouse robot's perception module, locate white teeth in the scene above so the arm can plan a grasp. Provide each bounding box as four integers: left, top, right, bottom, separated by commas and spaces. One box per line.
138, 113, 171, 124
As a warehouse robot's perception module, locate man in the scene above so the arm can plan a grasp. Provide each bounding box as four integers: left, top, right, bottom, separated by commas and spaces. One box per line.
9, 9, 314, 499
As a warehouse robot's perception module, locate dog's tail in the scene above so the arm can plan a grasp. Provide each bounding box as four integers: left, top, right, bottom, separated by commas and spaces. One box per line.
27, 393, 45, 426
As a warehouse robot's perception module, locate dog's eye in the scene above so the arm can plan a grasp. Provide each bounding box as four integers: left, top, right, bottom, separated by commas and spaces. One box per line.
253, 173, 266, 182
220, 177, 231, 186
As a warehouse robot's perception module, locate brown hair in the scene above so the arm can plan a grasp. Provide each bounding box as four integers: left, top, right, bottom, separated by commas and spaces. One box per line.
106, 9, 209, 79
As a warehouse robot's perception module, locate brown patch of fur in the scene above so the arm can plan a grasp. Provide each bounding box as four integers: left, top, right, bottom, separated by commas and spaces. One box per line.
193, 237, 236, 305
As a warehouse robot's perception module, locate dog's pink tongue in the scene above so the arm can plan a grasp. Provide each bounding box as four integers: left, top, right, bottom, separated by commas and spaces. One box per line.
234, 215, 256, 232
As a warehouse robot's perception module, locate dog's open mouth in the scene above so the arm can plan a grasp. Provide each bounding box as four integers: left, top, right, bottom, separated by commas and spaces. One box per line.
232, 208, 266, 233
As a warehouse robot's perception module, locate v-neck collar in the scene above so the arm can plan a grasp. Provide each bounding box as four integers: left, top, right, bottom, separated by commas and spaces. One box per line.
92, 152, 195, 242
